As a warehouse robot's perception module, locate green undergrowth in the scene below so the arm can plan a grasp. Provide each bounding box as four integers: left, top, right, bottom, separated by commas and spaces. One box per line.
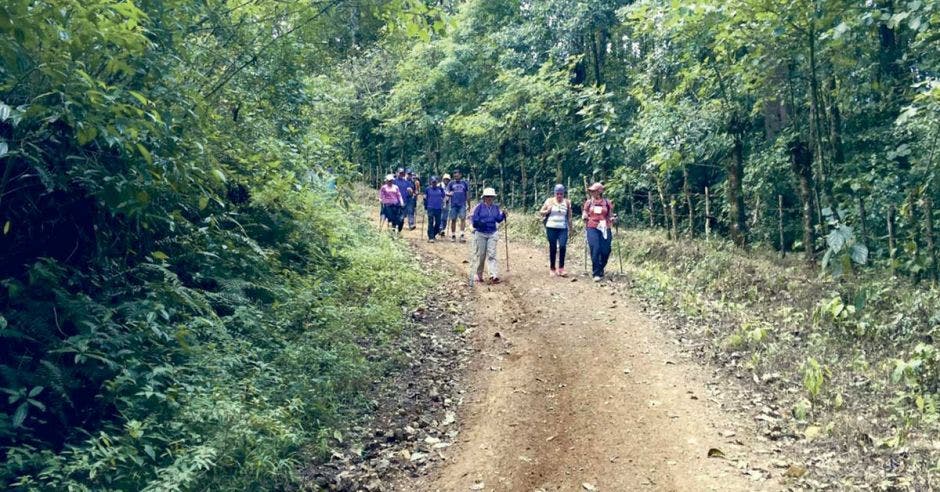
506, 212, 940, 473
3, 182, 429, 491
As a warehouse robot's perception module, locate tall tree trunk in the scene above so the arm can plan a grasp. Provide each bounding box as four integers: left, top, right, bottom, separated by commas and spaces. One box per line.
727, 126, 747, 247
790, 140, 816, 262
808, 24, 836, 218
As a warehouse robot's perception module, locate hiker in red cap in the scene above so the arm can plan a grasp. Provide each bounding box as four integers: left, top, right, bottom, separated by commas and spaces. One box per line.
583, 182, 615, 282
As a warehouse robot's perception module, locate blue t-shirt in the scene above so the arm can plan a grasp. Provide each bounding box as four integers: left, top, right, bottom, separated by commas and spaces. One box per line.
425, 187, 445, 210
447, 180, 469, 207
393, 177, 413, 200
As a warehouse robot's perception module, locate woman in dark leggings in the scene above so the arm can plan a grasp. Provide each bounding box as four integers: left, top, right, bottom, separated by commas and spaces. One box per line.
538, 184, 572, 277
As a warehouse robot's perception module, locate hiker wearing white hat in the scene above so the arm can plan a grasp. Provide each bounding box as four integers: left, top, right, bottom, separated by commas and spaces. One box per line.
378, 174, 405, 234
437, 174, 452, 237
469, 187, 508, 283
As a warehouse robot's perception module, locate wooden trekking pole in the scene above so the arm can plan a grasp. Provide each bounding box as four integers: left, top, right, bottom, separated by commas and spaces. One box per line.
582, 175, 590, 275
615, 219, 624, 274
504, 209, 511, 273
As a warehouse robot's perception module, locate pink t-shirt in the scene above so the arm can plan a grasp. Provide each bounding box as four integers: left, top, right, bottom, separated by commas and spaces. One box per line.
583, 198, 612, 229
379, 184, 403, 205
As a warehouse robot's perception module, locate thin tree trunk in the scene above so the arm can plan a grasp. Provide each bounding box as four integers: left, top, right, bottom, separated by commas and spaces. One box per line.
808, 24, 837, 218
683, 166, 693, 236
705, 186, 711, 241
857, 194, 868, 245
778, 195, 786, 259
669, 196, 679, 240
790, 140, 816, 262
924, 197, 938, 284
888, 205, 897, 276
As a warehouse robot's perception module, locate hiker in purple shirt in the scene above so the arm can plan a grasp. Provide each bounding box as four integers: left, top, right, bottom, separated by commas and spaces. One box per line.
424, 176, 446, 243
446, 169, 470, 242
470, 187, 507, 283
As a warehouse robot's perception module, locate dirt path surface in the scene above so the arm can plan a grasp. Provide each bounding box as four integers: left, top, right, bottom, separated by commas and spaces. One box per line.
389, 224, 776, 492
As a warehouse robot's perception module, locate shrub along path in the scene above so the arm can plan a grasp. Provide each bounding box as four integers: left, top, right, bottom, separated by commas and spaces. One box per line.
394, 225, 784, 491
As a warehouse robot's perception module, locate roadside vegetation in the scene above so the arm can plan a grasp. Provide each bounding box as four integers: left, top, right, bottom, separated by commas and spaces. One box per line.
507, 211, 940, 485
0, 1, 432, 489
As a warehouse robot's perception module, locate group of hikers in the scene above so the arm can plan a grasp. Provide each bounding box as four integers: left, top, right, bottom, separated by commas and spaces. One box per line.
378, 171, 616, 283
379, 168, 471, 242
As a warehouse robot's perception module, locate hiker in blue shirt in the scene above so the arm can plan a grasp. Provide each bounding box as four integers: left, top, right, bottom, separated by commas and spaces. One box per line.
470, 187, 508, 283
446, 169, 470, 242
424, 176, 446, 243
392, 167, 414, 229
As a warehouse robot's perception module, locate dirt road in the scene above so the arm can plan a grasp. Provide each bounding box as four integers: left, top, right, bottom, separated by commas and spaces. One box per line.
396, 224, 772, 491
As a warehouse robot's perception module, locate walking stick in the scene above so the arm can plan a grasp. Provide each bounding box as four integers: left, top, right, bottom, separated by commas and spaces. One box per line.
582, 176, 590, 275
504, 211, 510, 273
615, 219, 624, 275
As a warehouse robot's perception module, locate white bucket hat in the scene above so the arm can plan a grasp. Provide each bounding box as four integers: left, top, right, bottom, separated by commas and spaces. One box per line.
481, 187, 497, 197
385, 174, 394, 181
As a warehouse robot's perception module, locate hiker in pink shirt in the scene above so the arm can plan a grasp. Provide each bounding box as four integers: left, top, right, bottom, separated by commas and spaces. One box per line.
379, 174, 404, 234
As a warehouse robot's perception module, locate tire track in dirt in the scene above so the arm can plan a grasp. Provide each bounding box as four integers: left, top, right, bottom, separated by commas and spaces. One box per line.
395, 226, 775, 491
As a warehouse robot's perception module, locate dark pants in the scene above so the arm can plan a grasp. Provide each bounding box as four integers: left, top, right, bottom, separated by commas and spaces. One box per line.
586, 228, 612, 278
405, 199, 416, 228
382, 204, 404, 232
427, 208, 441, 240
546, 227, 568, 270
437, 208, 448, 235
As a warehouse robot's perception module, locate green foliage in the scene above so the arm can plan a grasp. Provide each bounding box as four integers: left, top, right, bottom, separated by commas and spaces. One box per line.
0, 0, 431, 489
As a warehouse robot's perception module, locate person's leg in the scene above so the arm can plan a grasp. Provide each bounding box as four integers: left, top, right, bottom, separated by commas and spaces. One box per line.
426, 211, 434, 240
546, 228, 558, 270
458, 204, 467, 240
598, 232, 613, 276
405, 200, 415, 228
558, 228, 568, 269
486, 233, 500, 279
473, 232, 487, 277
587, 228, 603, 278
450, 207, 457, 238
396, 206, 405, 232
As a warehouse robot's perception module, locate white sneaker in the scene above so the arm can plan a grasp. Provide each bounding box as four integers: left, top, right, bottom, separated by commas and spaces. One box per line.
593, 276, 602, 282
451, 235, 456, 242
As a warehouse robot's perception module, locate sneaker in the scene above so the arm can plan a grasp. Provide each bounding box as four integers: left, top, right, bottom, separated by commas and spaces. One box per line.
558, 268, 567, 277
451, 235, 457, 243
490, 277, 501, 284
429, 239, 435, 243
549, 269, 557, 277
459, 234, 466, 243
592, 276, 602, 282
474, 274, 483, 282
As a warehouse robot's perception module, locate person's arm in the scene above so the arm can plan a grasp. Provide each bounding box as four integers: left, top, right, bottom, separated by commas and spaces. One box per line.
582, 200, 590, 220
498, 206, 508, 222
538, 198, 551, 217
395, 186, 404, 206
